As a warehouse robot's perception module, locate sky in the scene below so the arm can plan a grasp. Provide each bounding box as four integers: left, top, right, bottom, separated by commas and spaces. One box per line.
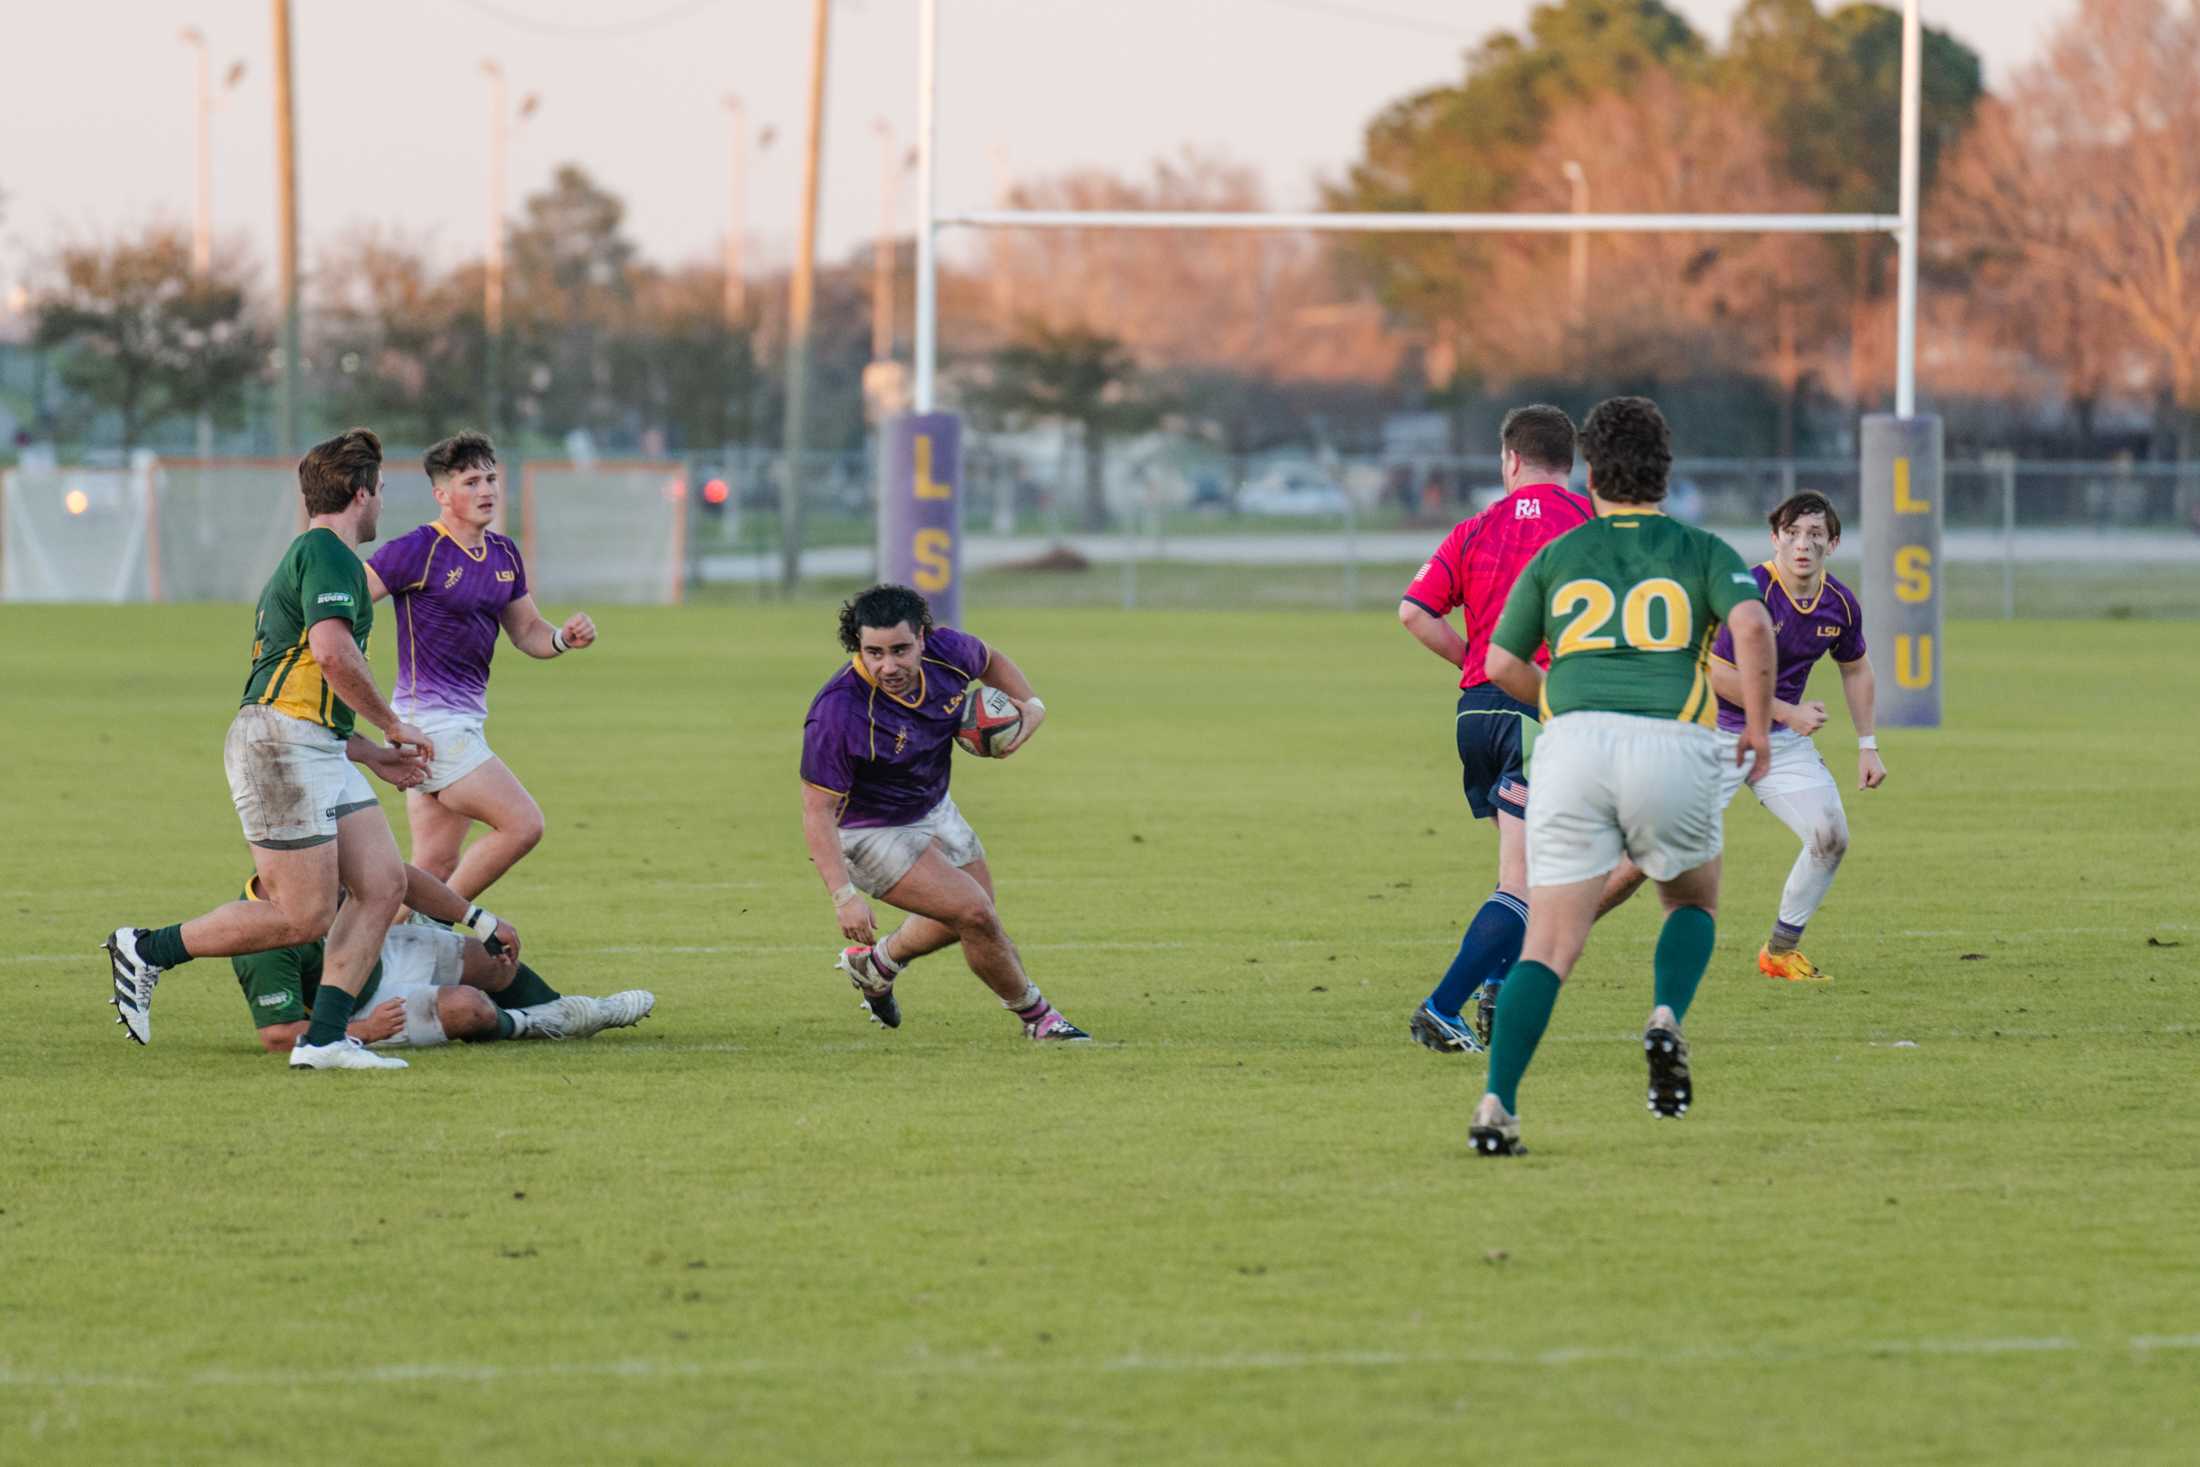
2, 0, 2077, 295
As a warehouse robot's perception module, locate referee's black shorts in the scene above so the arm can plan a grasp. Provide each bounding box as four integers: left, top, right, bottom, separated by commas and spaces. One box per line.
1455, 683, 1537, 822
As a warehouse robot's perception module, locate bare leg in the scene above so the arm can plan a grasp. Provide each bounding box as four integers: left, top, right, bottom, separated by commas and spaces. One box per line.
405, 785, 474, 884
179, 842, 340, 956
1493, 812, 1528, 899
1598, 856, 1650, 917
878, 849, 1027, 1003
1652, 855, 1722, 920
1517, 873, 1608, 981
425, 759, 544, 901
882, 857, 996, 965
321, 808, 407, 997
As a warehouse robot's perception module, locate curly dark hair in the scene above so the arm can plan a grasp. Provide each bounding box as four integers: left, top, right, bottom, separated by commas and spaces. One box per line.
1769, 489, 1842, 543
1579, 396, 1672, 505
423, 430, 498, 484
298, 428, 383, 516
837, 583, 935, 652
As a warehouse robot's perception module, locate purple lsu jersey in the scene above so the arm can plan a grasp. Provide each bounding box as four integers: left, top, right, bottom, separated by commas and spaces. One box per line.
367, 524, 529, 718
800, 625, 991, 828
1708, 564, 1865, 732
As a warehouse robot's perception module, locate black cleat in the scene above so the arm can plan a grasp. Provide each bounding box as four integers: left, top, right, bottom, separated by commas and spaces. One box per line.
1644, 1024, 1692, 1118
1473, 981, 1499, 1052
1409, 1001, 1481, 1055
1469, 1095, 1527, 1156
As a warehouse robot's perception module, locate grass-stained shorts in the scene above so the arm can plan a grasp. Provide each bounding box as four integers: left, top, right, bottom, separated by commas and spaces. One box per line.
839, 795, 986, 897
1526, 711, 1725, 887
224, 705, 375, 849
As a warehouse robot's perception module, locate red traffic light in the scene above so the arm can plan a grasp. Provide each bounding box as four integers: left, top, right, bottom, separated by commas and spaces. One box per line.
702, 478, 730, 506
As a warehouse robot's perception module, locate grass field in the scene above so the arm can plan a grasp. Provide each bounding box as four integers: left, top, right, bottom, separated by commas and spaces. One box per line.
3, 602, 2196, 1464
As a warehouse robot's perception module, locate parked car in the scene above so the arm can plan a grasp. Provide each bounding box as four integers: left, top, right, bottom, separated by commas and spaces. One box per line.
1236, 467, 1352, 518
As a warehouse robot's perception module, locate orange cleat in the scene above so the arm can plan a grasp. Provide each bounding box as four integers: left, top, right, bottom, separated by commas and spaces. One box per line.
1758, 945, 1829, 983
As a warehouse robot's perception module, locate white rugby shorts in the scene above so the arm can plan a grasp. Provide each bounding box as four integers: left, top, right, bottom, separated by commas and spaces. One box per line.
365, 924, 467, 1048
1718, 726, 1840, 809
1526, 711, 1726, 887
224, 705, 376, 849
839, 795, 987, 897
397, 705, 499, 794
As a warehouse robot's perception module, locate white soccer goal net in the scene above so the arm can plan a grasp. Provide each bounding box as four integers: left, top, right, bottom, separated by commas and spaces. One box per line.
520, 461, 688, 605
1, 464, 157, 601
152, 460, 305, 602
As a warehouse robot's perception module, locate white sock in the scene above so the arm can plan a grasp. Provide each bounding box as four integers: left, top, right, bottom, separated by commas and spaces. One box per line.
871, 932, 905, 979
1759, 787, 1849, 941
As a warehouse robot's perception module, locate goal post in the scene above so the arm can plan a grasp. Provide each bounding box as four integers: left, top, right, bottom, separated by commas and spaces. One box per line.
907, 0, 1939, 724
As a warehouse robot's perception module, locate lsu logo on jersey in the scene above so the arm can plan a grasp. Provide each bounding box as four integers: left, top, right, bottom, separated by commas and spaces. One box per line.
1514, 499, 1542, 519
1817, 625, 1842, 637
444, 566, 465, 590
942, 693, 966, 718
495, 570, 516, 583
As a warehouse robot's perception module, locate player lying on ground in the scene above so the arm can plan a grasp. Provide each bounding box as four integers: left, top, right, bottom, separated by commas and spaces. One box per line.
104, 428, 439, 1073
1599, 491, 1886, 981
1470, 396, 1777, 1157
233, 862, 653, 1053
1398, 404, 1592, 1055
363, 431, 597, 902
798, 583, 1091, 1042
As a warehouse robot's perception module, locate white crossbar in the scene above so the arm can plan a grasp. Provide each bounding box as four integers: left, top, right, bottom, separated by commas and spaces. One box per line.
937, 209, 1902, 235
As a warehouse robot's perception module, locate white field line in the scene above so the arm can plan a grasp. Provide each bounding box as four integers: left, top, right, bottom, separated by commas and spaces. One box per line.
4, 1332, 2195, 1393
9, 923, 2191, 969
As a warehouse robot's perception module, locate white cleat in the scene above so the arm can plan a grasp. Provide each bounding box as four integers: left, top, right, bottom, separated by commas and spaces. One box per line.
290, 1036, 409, 1071
590, 990, 655, 1032
101, 927, 161, 1046
520, 994, 602, 1040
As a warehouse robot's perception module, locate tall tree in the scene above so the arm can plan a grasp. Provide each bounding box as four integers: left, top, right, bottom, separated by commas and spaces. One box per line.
974, 325, 1160, 531
1938, 0, 2200, 461
33, 225, 266, 453
506, 164, 640, 439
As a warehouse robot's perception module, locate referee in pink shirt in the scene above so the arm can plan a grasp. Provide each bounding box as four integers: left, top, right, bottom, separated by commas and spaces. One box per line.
1398, 406, 1592, 1053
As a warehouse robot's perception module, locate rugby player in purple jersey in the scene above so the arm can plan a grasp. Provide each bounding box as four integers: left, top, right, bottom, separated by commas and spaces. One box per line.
1602, 491, 1887, 982
798, 584, 1091, 1042
364, 432, 598, 902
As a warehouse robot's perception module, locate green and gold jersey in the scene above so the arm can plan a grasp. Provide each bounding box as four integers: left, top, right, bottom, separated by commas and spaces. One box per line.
229, 875, 383, 1027
239, 527, 372, 737
1491, 508, 1760, 725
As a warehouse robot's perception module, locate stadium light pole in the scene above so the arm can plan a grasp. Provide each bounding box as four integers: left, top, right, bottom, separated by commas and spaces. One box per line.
871, 120, 916, 362
480, 63, 538, 439
270, 0, 300, 458
780, 0, 831, 593
721, 95, 774, 327
182, 30, 244, 458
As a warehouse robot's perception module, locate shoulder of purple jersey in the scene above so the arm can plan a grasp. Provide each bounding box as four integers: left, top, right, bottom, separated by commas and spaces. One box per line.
366, 522, 437, 580
925, 625, 989, 678
805, 664, 867, 719
1752, 562, 1776, 590
487, 529, 524, 558
1822, 571, 1862, 621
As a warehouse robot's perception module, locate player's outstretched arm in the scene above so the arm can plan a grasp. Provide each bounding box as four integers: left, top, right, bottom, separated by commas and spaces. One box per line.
1838, 655, 1887, 789
979, 648, 1046, 755
801, 783, 876, 945
499, 595, 597, 660
1398, 600, 1468, 669
401, 863, 521, 957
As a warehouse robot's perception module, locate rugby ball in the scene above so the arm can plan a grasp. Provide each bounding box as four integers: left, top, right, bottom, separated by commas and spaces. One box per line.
955, 686, 1023, 758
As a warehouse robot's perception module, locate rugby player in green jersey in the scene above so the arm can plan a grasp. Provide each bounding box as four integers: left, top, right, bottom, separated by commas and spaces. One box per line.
101, 429, 438, 1071
1472, 397, 1778, 1156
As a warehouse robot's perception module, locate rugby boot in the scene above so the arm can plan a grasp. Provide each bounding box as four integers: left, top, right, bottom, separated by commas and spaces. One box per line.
1758, 945, 1829, 983
101, 927, 161, 1045
1644, 1017, 1693, 1118
1409, 1000, 1482, 1055
1023, 1007, 1092, 1042
1469, 1094, 1528, 1157
837, 946, 901, 1029
290, 1036, 409, 1071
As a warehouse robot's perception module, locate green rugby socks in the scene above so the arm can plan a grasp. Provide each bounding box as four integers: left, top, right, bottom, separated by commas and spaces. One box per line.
1484, 960, 1563, 1113
493, 963, 561, 1009
1654, 906, 1717, 1023
301, 985, 358, 1048
139, 925, 193, 970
